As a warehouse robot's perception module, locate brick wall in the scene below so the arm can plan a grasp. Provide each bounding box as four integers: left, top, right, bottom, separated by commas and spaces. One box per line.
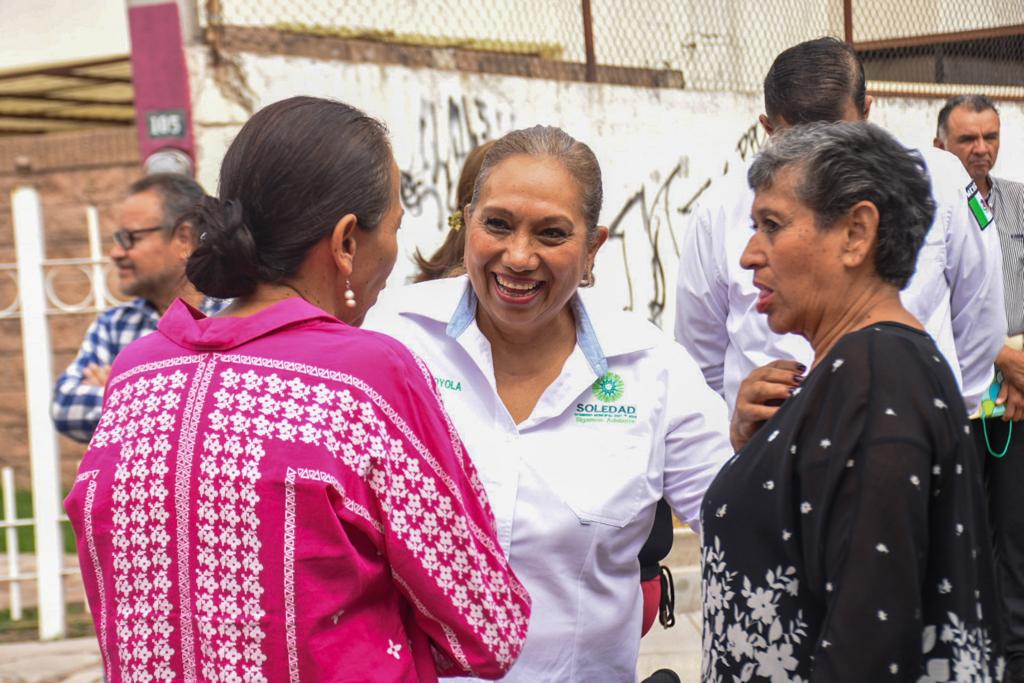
0, 127, 142, 489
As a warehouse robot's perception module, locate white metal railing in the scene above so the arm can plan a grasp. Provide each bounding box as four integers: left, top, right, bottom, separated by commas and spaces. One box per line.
6, 184, 126, 639
13, 183, 66, 638
0, 203, 128, 321
43, 258, 119, 314
0, 265, 18, 319
2, 467, 22, 621
0, 466, 79, 625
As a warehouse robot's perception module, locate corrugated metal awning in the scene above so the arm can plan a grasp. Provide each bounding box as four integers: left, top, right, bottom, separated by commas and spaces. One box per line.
0, 56, 134, 136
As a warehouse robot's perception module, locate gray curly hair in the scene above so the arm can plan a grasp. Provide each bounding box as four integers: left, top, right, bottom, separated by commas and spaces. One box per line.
748, 121, 936, 289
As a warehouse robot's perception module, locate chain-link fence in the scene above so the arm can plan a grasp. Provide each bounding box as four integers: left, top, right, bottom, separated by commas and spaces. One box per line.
586, 1, 847, 91
202, 0, 584, 61
852, 0, 1024, 98
199, 0, 1023, 96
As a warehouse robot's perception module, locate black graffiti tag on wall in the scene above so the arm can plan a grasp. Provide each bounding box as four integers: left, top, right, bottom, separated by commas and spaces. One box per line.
400, 95, 514, 231
607, 122, 767, 327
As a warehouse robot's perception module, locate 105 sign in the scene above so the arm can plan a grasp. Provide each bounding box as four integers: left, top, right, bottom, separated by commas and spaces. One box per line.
146, 109, 186, 139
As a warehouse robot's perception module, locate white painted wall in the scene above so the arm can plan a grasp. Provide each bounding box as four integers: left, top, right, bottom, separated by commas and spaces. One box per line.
187, 50, 1024, 332
0, 0, 129, 71
852, 0, 1021, 41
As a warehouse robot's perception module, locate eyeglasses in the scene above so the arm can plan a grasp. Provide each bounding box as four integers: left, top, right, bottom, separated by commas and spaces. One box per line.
113, 226, 164, 250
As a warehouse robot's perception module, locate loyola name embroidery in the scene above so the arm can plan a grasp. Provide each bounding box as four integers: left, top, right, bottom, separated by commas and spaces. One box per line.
435, 376, 463, 392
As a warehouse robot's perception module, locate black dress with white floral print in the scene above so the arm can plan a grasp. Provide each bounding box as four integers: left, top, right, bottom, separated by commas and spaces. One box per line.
701, 323, 1004, 682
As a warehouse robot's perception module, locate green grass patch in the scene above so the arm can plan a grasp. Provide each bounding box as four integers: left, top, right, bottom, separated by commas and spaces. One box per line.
0, 489, 77, 554
0, 602, 95, 642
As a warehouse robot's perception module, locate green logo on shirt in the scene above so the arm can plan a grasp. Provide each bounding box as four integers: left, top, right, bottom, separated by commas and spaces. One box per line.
435, 376, 462, 392
966, 181, 994, 230
593, 372, 625, 402
576, 372, 637, 424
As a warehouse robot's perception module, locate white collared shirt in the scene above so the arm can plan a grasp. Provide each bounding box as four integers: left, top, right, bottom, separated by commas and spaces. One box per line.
364, 276, 732, 682
675, 146, 1006, 415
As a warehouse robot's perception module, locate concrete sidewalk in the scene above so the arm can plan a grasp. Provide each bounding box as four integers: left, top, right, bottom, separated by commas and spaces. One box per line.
0, 588, 704, 681
0, 556, 86, 613
0, 611, 702, 683
0, 534, 703, 682
638, 610, 703, 681
0, 638, 102, 683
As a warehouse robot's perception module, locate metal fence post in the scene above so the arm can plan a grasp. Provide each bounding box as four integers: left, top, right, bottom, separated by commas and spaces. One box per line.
843, 0, 853, 44
581, 0, 597, 83
86, 206, 107, 309
2, 467, 22, 621
11, 185, 66, 639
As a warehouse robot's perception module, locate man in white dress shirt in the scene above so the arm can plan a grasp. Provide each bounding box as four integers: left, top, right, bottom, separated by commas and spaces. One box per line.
935, 93, 1024, 682
675, 38, 1005, 438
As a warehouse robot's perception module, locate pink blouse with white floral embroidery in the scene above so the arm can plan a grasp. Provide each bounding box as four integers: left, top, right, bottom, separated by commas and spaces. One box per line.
65, 297, 530, 683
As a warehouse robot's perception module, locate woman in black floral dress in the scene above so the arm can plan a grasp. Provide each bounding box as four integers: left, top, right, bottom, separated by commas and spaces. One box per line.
701, 121, 1004, 682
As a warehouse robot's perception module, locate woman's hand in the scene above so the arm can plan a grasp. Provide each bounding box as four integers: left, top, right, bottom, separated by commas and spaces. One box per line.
730, 359, 805, 451
996, 346, 1024, 422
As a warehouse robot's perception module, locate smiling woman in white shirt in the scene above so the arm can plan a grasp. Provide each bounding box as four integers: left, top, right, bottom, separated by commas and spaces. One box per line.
365, 125, 733, 681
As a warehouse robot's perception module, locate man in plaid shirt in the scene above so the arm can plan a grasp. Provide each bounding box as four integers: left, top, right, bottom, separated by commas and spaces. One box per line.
52, 174, 224, 443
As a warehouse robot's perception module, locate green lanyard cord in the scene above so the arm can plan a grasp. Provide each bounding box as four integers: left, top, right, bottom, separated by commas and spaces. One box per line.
981, 412, 1013, 458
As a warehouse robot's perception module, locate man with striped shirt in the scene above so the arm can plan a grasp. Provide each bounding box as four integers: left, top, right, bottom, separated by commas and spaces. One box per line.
51, 174, 223, 443
937, 93, 1024, 682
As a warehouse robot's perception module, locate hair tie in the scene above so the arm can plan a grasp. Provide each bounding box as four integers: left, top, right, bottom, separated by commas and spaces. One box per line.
447, 209, 463, 232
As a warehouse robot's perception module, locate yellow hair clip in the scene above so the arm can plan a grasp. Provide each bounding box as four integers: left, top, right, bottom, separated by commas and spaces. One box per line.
447, 209, 463, 232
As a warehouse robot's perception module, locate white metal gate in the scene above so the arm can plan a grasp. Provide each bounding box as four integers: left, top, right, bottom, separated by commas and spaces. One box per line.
5, 182, 126, 640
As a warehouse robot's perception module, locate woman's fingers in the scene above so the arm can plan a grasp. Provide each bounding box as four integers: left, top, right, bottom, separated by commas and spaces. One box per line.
730, 360, 807, 451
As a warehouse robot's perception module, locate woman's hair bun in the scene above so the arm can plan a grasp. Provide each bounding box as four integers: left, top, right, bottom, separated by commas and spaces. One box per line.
186, 97, 394, 301
185, 196, 262, 299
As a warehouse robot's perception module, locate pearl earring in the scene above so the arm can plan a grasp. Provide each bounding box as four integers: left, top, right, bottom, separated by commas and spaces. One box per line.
344, 280, 357, 308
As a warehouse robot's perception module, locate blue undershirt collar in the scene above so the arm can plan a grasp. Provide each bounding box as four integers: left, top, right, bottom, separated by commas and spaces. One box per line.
445, 284, 608, 377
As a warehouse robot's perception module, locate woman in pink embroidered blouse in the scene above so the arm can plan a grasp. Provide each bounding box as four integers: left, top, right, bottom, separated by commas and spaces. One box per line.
64, 96, 530, 683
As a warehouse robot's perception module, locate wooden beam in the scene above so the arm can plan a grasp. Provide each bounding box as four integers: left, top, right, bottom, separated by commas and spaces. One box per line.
582, 0, 597, 83
46, 73, 131, 86
868, 86, 1024, 102
855, 24, 1024, 52
0, 93, 134, 107
843, 0, 853, 44
0, 56, 130, 83
0, 111, 132, 125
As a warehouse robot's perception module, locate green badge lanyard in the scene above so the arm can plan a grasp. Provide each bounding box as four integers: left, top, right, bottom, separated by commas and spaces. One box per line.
980, 412, 1013, 458
973, 191, 1012, 457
